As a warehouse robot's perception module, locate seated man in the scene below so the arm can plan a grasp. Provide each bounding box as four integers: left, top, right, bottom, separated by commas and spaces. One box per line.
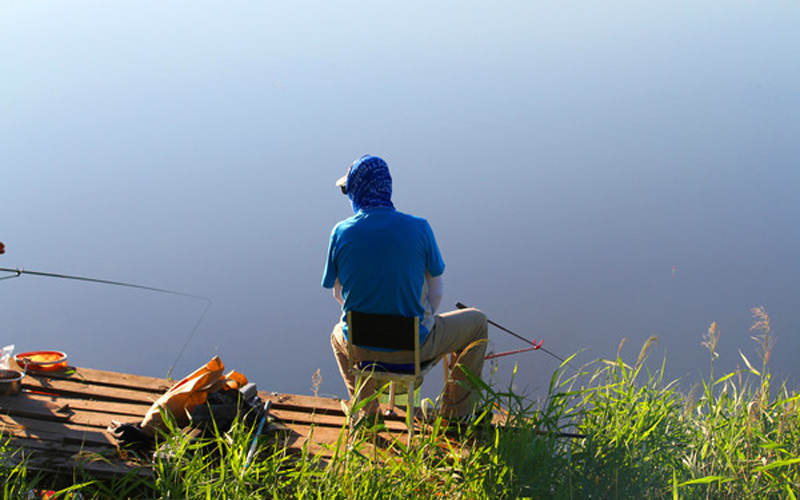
322, 155, 488, 419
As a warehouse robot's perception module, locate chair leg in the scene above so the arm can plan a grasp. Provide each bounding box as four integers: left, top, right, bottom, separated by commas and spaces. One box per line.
348, 375, 366, 443
406, 381, 415, 446
387, 382, 397, 415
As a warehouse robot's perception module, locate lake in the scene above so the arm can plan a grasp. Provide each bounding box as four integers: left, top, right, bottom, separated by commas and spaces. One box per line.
2, 1, 798, 403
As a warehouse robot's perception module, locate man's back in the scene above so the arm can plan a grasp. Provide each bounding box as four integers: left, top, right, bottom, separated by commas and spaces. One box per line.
323, 206, 444, 337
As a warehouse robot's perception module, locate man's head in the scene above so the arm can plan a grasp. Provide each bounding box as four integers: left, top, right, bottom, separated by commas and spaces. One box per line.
336, 155, 394, 213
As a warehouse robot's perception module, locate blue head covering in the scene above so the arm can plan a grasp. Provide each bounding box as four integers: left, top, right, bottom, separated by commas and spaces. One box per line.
346, 155, 394, 213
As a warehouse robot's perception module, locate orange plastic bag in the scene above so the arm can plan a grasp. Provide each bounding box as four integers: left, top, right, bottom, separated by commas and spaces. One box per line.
141, 356, 247, 435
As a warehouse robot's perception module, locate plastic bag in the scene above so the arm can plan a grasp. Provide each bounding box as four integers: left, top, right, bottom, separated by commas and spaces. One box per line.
0, 344, 14, 370
141, 356, 248, 436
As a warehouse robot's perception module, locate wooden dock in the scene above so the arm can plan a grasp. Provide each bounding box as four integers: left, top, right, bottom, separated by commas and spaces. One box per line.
0, 365, 412, 481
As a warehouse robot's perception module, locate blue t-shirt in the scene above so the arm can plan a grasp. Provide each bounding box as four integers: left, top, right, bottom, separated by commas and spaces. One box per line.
322, 207, 445, 344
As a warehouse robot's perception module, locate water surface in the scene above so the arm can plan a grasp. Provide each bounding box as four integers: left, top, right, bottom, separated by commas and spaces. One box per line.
2, 1, 798, 400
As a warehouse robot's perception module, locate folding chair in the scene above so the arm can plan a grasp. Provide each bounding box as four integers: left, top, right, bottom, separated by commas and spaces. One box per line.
346, 311, 440, 443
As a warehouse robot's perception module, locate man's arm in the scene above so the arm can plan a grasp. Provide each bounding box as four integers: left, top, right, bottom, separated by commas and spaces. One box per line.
333, 278, 345, 307
425, 271, 443, 314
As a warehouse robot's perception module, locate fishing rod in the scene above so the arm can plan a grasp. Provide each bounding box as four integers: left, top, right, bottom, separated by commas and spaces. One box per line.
0, 266, 211, 378
0, 267, 207, 300
456, 302, 575, 369
245, 399, 273, 469
485, 346, 542, 361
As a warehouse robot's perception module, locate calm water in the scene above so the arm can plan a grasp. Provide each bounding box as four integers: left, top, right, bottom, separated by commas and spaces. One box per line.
2, 2, 799, 401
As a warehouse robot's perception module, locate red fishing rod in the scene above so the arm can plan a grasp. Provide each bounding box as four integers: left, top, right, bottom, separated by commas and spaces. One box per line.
456, 302, 574, 368
485, 346, 542, 360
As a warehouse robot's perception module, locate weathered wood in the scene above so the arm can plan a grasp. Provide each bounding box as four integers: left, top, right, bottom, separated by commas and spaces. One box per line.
261, 391, 412, 423
0, 394, 70, 422
5, 435, 146, 478
2, 442, 149, 480
21, 376, 162, 404
260, 392, 348, 414
0, 365, 418, 482
38, 395, 152, 418
29, 366, 171, 393
1, 414, 117, 447
7, 436, 120, 457
270, 406, 408, 432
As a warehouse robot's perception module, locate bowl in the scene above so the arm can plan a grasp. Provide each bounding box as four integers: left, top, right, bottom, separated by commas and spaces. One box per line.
0, 369, 25, 396
14, 351, 68, 372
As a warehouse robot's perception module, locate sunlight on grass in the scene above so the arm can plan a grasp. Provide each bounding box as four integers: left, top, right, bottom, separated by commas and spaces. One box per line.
3, 307, 799, 499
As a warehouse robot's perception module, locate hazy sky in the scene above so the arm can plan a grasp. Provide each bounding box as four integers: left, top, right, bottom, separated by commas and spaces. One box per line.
2, 1, 798, 400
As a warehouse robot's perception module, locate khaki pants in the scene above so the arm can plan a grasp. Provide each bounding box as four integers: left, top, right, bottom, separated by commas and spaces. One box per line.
331, 307, 489, 418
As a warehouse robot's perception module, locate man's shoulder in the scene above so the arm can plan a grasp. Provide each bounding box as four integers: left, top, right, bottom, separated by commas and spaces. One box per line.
331, 213, 362, 232
333, 210, 433, 237
341, 209, 430, 224
392, 210, 431, 226
380, 211, 435, 236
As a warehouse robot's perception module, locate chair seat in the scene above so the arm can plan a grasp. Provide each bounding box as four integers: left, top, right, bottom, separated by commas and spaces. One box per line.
356, 359, 436, 375
357, 361, 415, 374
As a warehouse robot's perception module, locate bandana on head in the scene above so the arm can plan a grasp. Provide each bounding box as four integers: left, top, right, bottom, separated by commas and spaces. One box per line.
347, 155, 394, 213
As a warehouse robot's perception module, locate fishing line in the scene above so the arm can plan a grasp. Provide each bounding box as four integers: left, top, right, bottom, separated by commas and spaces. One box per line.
0, 266, 212, 377
166, 298, 211, 379
456, 302, 576, 369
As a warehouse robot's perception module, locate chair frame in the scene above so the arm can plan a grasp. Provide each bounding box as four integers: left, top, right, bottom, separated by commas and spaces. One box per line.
345, 311, 438, 444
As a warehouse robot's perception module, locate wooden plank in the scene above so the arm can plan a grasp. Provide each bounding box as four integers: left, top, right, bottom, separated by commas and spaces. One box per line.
71, 366, 172, 392
274, 422, 409, 459
2, 449, 149, 480
5, 442, 135, 478
2, 427, 104, 457
40, 395, 152, 419
27, 366, 171, 393
0, 414, 117, 447
53, 396, 408, 435
1, 395, 145, 437
262, 391, 412, 421
60, 408, 141, 429
21, 377, 161, 405
270, 406, 408, 432
7, 398, 133, 429
0, 394, 363, 433
0, 394, 69, 422
6, 436, 123, 462
260, 392, 348, 415
1, 365, 423, 479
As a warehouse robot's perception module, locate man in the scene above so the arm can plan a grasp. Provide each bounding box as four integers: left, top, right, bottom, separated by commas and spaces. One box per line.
322, 155, 488, 419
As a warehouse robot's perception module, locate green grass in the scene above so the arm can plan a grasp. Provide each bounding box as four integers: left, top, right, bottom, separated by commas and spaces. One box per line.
4, 306, 800, 499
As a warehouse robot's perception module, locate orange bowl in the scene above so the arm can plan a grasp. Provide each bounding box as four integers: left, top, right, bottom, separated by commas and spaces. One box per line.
15, 351, 68, 372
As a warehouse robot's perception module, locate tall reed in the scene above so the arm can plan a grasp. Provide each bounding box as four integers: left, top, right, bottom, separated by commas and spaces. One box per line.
562, 336, 694, 498
4, 307, 799, 499
677, 307, 800, 499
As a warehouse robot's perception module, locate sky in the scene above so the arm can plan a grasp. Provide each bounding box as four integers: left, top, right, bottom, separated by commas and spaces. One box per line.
2, 1, 799, 402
